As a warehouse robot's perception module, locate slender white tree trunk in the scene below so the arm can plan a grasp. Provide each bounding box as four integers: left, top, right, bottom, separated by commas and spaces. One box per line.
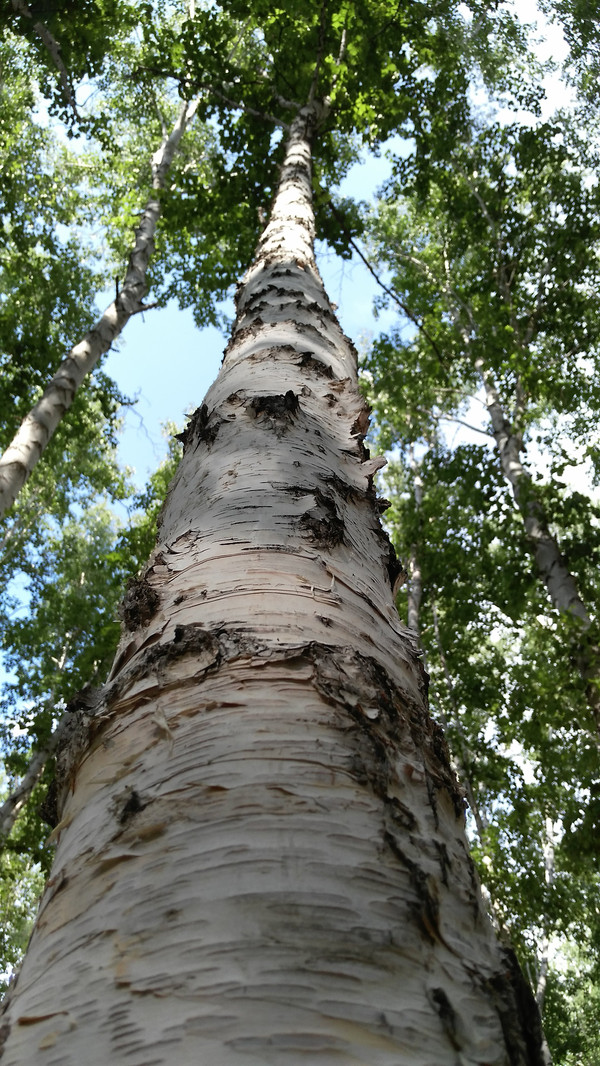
440, 258, 592, 635
10, 0, 78, 117
475, 356, 600, 735
475, 357, 590, 624
0, 711, 69, 841
0, 105, 548, 1066
0, 98, 199, 520
406, 454, 423, 636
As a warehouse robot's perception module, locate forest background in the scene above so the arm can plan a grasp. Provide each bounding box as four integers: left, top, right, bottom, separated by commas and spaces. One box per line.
0, 1, 599, 1062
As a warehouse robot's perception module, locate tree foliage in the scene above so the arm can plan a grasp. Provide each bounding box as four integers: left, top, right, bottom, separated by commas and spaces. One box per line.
360, 75, 600, 1058
0, 2, 599, 1060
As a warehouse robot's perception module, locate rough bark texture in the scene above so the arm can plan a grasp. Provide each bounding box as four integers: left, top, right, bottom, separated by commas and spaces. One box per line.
0, 105, 548, 1065
0, 98, 199, 519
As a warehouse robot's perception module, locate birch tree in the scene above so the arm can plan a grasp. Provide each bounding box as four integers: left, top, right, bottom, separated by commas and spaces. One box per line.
0, 95, 200, 518
362, 110, 600, 1056
365, 118, 600, 735
0, 3, 549, 1055
378, 442, 600, 1059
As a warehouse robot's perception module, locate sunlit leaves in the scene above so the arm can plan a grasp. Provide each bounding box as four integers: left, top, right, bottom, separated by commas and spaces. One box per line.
364, 102, 600, 1059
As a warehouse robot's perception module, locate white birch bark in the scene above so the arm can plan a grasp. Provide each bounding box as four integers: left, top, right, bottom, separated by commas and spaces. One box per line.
475, 356, 590, 626
0, 712, 69, 842
438, 252, 592, 631
474, 356, 600, 735
441, 242, 598, 731
10, 0, 77, 118
407, 455, 424, 637
0, 105, 548, 1066
535, 816, 555, 1013
0, 98, 199, 520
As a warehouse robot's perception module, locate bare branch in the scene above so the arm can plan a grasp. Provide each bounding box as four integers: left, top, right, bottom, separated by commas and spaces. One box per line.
151, 89, 169, 140
419, 408, 492, 439
327, 199, 449, 377
326, 20, 348, 103
207, 85, 290, 129
336, 25, 348, 66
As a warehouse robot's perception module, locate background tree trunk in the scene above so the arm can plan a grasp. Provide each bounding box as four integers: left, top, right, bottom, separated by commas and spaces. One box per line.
0, 105, 547, 1066
0, 98, 199, 519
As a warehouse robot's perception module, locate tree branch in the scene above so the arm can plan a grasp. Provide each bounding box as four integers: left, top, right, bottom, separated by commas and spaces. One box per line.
207, 85, 290, 129
308, 0, 328, 104
327, 199, 449, 377
11, 0, 78, 119
430, 599, 491, 845
419, 408, 493, 439
0, 97, 201, 519
0, 712, 70, 842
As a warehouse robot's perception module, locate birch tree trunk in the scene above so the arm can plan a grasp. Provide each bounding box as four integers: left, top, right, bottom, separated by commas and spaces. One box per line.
439, 258, 598, 694
475, 357, 590, 625
0, 104, 548, 1066
0, 97, 199, 520
475, 356, 600, 736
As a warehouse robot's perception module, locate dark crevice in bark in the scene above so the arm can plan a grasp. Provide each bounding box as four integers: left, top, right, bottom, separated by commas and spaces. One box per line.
238, 312, 265, 331
351, 405, 370, 438
224, 322, 263, 354
0, 1021, 10, 1054
434, 840, 452, 887
116, 788, 147, 825
319, 472, 362, 501
305, 642, 461, 824
297, 352, 333, 377
384, 533, 407, 596
486, 947, 550, 1066
38, 685, 105, 825
118, 577, 160, 631
382, 829, 459, 952
287, 319, 334, 346
248, 391, 300, 429
38, 778, 59, 828
175, 403, 222, 451
298, 488, 344, 546
429, 987, 462, 1050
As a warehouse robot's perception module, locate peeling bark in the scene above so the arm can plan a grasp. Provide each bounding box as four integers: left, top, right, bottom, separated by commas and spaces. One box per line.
0, 105, 548, 1065
0, 97, 199, 519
